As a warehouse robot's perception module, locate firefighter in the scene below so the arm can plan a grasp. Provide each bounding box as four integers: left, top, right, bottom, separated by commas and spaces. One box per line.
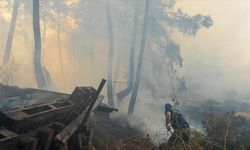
165, 103, 190, 146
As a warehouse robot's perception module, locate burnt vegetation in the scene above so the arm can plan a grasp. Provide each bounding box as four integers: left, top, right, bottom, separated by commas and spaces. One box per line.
0, 0, 250, 150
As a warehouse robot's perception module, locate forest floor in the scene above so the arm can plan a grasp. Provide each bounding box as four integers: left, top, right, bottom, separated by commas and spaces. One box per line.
91, 112, 158, 150
91, 98, 250, 150
1, 84, 250, 150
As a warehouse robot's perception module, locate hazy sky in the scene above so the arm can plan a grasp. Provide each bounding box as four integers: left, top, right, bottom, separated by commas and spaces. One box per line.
175, 0, 250, 100
1, 0, 250, 101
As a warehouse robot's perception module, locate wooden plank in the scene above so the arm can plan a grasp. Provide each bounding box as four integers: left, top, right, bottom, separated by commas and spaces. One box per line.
56, 79, 106, 149
17, 136, 37, 150
0, 87, 97, 134
0, 127, 19, 150
56, 108, 89, 143
69, 87, 96, 103
36, 128, 55, 150
0, 101, 76, 133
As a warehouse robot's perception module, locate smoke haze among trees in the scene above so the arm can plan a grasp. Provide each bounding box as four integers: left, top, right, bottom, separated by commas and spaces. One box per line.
0, 0, 250, 114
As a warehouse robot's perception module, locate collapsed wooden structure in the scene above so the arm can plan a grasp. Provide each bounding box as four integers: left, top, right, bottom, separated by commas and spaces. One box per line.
0, 79, 106, 150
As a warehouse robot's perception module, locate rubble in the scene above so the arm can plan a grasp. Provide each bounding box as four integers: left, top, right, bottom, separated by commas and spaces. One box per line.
0, 79, 106, 150
3, 82, 250, 150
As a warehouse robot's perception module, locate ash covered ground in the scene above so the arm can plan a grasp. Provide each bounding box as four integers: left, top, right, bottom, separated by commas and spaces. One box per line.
1, 84, 250, 150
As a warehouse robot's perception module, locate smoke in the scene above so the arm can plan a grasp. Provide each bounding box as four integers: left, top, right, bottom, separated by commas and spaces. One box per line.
175, 0, 250, 102
1, 0, 250, 144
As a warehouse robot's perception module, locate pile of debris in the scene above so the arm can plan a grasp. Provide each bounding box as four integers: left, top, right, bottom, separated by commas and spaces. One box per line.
0, 80, 106, 150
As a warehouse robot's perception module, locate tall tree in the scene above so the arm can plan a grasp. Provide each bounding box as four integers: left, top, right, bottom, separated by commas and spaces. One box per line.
57, 12, 64, 78
128, 0, 150, 114
106, 0, 115, 107
141, 0, 213, 102
3, 0, 20, 64
33, 0, 47, 89
117, 0, 138, 106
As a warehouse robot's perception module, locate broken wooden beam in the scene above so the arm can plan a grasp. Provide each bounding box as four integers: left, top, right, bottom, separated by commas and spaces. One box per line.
0, 87, 97, 134
56, 79, 106, 150
0, 127, 19, 150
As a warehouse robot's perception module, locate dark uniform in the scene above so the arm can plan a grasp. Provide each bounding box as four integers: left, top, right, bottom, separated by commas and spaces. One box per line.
165, 103, 190, 146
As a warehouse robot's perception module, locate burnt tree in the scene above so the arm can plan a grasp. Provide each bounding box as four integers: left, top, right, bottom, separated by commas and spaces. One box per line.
33, 0, 47, 89
3, 0, 20, 64
106, 0, 115, 107
116, 0, 138, 106
128, 0, 150, 114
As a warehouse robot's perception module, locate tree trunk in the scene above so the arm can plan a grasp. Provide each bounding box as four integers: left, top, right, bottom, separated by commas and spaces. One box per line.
33, 0, 47, 89
41, 10, 47, 42
106, 0, 115, 107
3, 0, 20, 64
42, 67, 53, 90
117, 0, 139, 106
57, 12, 64, 79
128, 0, 150, 115
112, 58, 120, 98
